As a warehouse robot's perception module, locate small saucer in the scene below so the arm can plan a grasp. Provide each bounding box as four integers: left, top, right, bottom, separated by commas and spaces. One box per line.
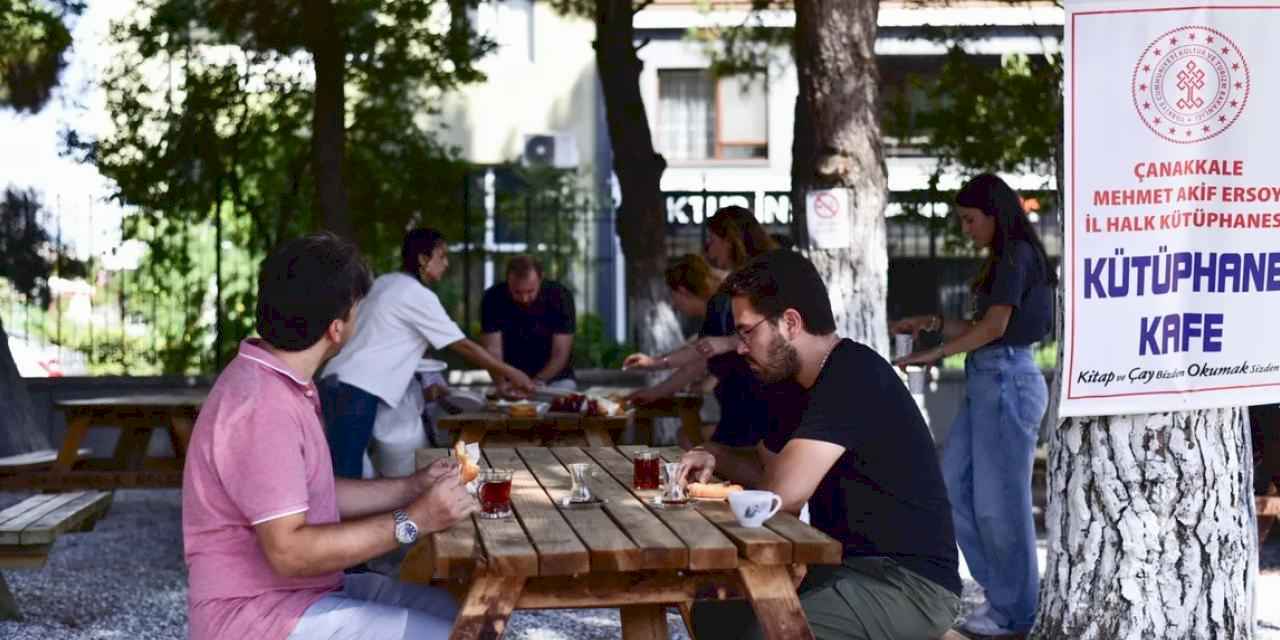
558, 496, 607, 509
648, 495, 692, 510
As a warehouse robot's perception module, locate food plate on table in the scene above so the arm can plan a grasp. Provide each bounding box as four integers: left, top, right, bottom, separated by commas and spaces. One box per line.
492, 399, 550, 418
548, 393, 631, 417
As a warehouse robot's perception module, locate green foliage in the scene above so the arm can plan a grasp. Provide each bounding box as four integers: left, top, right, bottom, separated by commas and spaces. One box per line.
64, 0, 498, 372
0, 0, 83, 112
0, 188, 87, 306
689, 1, 792, 79
573, 312, 634, 369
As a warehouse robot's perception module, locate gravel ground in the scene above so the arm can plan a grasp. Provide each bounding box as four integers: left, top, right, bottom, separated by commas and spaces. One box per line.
1, 489, 1277, 639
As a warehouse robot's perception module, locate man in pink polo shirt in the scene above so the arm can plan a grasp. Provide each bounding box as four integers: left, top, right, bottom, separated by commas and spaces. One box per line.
182, 233, 475, 640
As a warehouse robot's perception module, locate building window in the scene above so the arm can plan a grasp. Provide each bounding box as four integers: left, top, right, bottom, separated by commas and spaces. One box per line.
657, 69, 768, 162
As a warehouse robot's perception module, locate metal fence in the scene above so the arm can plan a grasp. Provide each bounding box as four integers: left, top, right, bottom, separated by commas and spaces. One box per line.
1, 176, 1060, 377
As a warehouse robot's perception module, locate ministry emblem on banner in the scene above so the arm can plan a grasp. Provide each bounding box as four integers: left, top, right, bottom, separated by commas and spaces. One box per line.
1131, 26, 1250, 144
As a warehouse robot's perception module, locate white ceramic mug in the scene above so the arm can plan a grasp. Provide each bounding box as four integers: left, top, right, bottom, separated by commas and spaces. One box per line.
728, 490, 783, 528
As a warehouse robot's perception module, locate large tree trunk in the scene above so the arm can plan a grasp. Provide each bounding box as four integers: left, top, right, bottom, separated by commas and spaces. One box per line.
0, 318, 51, 456
304, 0, 354, 240
594, 0, 682, 356
790, 0, 889, 352
1033, 410, 1255, 639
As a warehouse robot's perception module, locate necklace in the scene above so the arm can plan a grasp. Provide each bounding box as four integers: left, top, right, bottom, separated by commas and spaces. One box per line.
817, 336, 840, 374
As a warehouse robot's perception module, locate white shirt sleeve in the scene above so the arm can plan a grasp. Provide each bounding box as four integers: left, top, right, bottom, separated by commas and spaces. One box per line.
399, 283, 466, 350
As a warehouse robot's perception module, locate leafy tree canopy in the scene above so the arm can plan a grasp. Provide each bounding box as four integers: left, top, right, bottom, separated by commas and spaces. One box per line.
0, 0, 83, 112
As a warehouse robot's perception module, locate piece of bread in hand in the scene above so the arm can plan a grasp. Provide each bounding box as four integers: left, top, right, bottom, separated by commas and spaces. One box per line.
453, 440, 480, 483
687, 482, 744, 499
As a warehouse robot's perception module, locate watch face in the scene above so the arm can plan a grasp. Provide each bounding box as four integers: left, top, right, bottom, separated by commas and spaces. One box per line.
395, 519, 419, 544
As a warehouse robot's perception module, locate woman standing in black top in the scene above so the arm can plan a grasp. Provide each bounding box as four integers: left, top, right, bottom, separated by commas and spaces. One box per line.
892, 173, 1054, 637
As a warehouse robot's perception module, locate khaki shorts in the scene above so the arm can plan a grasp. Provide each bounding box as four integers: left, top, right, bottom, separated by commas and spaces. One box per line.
692, 556, 960, 640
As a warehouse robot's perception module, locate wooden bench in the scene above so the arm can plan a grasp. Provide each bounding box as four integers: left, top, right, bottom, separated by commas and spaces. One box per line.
0, 491, 113, 619
0, 449, 93, 475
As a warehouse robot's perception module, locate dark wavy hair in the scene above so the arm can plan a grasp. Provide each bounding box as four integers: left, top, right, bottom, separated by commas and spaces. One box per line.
721, 250, 836, 335
706, 206, 778, 270
401, 228, 446, 275
956, 173, 1057, 293
256, 233, 372, 351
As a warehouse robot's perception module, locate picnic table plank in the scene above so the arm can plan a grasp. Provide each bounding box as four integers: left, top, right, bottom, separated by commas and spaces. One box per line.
0, 495, 57, 529
693, 500, 792, 565
643, 444, 834, 566
591, 447, 739, 571
471, 450, 539, 577
0, 493, 85, 544
481, 449, 589, 576
515, 447, 644, 572
550, 447, 688, 570
54, 392, 206, 408
20, 491, 111, 544
413, 449, 477, 580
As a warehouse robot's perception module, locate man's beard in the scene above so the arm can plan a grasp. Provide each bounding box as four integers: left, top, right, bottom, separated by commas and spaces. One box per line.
753, 333, 800, 384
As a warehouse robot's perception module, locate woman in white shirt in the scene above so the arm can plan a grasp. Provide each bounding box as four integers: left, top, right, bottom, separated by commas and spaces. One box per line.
320, 228, 533, 479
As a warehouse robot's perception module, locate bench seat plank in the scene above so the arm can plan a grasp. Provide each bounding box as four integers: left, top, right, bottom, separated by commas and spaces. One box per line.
0, 493, 85, 545
21, 491, 112, 544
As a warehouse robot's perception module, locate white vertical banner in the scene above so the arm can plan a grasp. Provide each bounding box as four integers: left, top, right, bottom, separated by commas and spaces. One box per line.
1061, 0, 1280, 417
805, 189, 852, 250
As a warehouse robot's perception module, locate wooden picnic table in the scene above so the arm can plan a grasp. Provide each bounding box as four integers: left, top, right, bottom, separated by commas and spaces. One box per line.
438, 411, 631, 447
628, 393, 706, 447
0, 391, 206, 490
402, 445, 843, 640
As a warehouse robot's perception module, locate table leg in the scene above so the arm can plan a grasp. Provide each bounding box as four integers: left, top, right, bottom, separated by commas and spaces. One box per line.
677, 601, 697, 640
449, 572, 526, 640
620, 603, 669, 640
168, 411, 194, 459
583, 425, 613, 447
0, 572, 19, 620
53, 414, 91, 472
113, 422, 154, 471
737, 562, 814, 640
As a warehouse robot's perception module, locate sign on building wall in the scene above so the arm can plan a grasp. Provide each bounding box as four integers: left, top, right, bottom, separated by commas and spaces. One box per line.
1061, 0, 1280, 417
664, 191, 792, 226
805, 189, 852, 250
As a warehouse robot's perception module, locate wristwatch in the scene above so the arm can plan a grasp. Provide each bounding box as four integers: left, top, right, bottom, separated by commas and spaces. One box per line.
393, 510, 419, 545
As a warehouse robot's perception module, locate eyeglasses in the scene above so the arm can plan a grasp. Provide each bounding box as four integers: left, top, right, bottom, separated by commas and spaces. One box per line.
736, 316, 773, 341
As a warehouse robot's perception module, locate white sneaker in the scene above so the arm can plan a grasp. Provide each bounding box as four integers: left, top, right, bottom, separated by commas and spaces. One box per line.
960, 609, 1016, 637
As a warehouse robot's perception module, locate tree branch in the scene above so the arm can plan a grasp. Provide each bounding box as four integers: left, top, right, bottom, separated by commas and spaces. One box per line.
632, 0, 654, 16
634, 37, 652, 53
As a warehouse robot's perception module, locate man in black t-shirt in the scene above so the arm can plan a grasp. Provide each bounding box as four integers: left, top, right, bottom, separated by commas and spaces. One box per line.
481, 255, 576, 392
680, 250, 961, 640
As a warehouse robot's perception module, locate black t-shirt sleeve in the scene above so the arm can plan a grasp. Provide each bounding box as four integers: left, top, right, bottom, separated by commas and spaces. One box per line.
480, 286, 505, 334
551, 283, 576, 334
986, 241, 1037, 308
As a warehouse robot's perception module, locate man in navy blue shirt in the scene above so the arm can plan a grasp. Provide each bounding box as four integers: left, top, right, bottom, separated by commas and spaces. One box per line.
481, 255, 577, 393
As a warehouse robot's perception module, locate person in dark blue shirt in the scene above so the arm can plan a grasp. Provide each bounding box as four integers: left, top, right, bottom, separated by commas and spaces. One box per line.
892, 173, 1055, 637
481, 255, 576, 393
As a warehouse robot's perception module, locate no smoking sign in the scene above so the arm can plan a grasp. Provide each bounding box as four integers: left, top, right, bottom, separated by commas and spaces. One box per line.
805, 189, 852, 249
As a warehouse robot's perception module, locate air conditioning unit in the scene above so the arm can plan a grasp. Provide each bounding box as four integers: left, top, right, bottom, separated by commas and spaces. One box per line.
522, 132, 579, 169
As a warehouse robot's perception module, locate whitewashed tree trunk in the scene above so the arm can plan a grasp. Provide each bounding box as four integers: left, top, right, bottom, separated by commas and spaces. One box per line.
1032, 408, 1256, 639
791, 0, 889, 352
0, 317, 50, 456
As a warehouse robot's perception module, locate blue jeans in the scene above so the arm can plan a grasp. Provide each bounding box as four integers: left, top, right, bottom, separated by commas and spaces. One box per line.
943, 345, 1047, 632
319, 375, 381, 479
287, 573, 457, 639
